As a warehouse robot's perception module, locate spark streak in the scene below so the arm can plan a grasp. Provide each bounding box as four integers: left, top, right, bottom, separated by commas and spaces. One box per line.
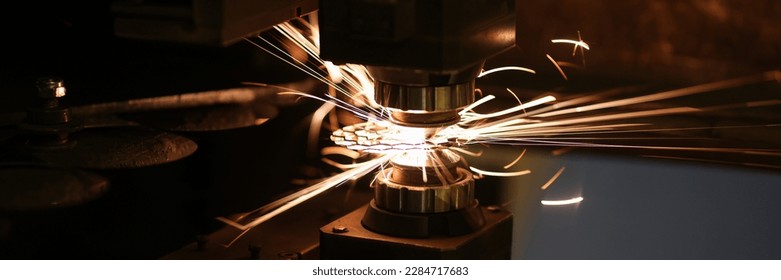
541, 197, 583, 206
478, 66, 537, 77
473, 107, 701, 137
459, 95, 496, 115
536, 71, 778, 118
540, 167, 566, 190
469, 167, 531, 177
217, 154, 391, 246
503, 149, 527, 169
551, 39, 591, 50
546, 54, 568, 80
462, 95, 557, 122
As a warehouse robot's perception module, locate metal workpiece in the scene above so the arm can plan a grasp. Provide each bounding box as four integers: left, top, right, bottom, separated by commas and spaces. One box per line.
31, 127, 198, 169
362, 148, 488, 242
373, 149, 475, 213
374, 167, 474, 214
387, 149, 465, 185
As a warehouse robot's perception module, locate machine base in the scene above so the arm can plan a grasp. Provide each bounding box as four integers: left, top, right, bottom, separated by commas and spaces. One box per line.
320, 203, 513, 259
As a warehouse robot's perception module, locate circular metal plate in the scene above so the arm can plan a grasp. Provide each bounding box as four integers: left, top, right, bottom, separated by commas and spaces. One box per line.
32, 127, 197, 169
122, 103, 278, 132
0, 164, 109, 211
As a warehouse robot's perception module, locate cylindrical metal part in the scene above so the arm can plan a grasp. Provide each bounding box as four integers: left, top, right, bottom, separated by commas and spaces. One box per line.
370, 64, 478, 128
320, 0, 513, 128
372, 149, 475, 213
375, 80, 475, 127
374, 168, 474, 213
36, 77, 66, 106
376, 80, 475, 111
20, 77, 81, 148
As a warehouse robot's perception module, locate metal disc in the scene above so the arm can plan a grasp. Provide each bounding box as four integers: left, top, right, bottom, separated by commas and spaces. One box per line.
0, 164, 109, 212
32, 127, 198, 169
122, 103, 278, 132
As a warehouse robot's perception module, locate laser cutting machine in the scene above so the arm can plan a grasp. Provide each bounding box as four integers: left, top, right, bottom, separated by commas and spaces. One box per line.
1, 0, 781, 260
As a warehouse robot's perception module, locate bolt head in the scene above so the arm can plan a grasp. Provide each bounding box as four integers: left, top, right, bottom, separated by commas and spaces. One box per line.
332, 226, 349, 233
36, 77, 66, 98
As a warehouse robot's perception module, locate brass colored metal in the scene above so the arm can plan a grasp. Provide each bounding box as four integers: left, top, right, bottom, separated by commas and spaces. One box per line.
375, 81, 475, 113
375, 80, 475, 127
373, 149, 475, 213
32, 127, 197, 169
374, 168, 474, 213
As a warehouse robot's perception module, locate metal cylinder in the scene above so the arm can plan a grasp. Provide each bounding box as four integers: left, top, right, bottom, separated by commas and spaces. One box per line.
373, 78, 476, 127
368, 62, 480, 128
373, 149, 475, 213
26, 77, 71, 125
36, 77, 66, 107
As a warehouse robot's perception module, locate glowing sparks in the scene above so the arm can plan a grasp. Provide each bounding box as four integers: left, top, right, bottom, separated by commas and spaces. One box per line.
217, 154, 392, 246
459, 95, 496, 115
540, 167, 566, 190
469, 167, 531, 177
449, 147, 483, 157
536, 71, 778, 118
546, 54, 568, 80
473, 107, 702, 137
55, 86, 66, 98
541, 197, 583, 206
503, 149, 527, 169
551, 39, 591, 50
462, 95, 557, 122
576, 31, 586, 61
478, 66, 537, 78
233, 14, 781, 248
